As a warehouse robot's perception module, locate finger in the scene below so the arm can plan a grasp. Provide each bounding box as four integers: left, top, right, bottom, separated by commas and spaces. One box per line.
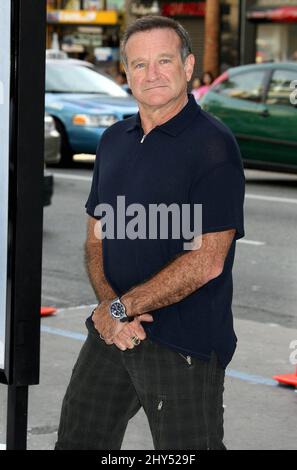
119, 328, 133, 339
104, 338, 113, 345
121, 323, 145, 341
102, 320, 125, 342
132, 329, 146, 341
116, 328, 142, 348
119, 328, 140, 345
125, 340, 135, 350
113, 329, 136, 349
119, 337, 136, 350
131, 322, 146, 340
113, 339, 127, 351
102, 332, 114, 343
99, 330, 113, 345
137, 314, 154, 323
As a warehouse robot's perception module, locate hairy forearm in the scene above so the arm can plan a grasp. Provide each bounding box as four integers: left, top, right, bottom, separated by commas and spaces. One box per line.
121, 250, 211, 316
121, 230, 235, 317
85, 241, 117, 302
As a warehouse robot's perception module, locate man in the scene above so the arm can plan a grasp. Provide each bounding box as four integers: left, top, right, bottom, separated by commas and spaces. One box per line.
55, 16, 245, 450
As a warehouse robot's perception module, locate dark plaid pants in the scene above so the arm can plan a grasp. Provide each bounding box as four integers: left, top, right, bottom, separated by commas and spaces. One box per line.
55, 319, 226, 450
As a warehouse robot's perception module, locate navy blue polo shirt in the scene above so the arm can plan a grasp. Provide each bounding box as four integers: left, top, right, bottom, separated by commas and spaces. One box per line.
85, 94, 245, 368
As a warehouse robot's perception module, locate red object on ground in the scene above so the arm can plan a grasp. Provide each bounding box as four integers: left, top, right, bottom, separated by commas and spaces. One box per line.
273, 367, 297, 387
40, 306, 57, 317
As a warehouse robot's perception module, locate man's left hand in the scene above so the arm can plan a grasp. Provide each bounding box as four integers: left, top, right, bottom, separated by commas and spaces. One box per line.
92, 300, 125, 343
92, 300, 154, 348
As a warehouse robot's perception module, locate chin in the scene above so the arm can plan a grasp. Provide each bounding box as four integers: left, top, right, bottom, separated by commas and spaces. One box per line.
142, 89, 173, 105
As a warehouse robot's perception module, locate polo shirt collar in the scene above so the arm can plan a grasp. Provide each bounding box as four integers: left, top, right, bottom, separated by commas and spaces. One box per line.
126, 93, 200, 136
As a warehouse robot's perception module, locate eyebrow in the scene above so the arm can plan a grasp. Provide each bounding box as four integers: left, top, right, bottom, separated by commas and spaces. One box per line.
130, 53, 175, 67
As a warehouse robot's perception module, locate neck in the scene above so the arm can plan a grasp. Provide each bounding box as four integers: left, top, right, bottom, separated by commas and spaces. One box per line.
138, 93, 189, 135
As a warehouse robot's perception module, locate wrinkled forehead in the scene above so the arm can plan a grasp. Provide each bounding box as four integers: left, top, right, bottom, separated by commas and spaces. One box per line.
125, 28, 182, 62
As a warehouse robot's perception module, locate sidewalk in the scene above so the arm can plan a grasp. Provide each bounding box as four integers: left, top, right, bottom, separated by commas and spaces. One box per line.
2, 305, 296, 450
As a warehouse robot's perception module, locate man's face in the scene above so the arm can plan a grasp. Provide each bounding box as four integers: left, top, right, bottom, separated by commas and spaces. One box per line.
124, 28, 195, 107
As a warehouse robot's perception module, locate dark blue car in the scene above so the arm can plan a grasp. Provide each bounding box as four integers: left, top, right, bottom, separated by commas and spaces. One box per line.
45, 60, 138, 166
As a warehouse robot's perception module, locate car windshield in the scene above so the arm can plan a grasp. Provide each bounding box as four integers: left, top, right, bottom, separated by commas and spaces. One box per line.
46, 62, 128, 97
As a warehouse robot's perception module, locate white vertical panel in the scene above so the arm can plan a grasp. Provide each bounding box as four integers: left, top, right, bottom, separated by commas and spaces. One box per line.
0, 0, 11, 370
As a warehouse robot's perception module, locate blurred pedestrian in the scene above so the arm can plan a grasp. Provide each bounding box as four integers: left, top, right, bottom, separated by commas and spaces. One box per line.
115, 70, 127, 85
192, 71, 214, 100
191, 76, 202, 93
115, 70, 132, 94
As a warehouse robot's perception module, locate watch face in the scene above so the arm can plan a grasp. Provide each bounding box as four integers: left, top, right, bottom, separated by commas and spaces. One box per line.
111, 301, 125, 319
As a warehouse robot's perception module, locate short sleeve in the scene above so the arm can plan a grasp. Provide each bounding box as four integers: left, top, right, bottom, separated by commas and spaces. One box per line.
85, 144, 101, 220
189, 162, 245, 240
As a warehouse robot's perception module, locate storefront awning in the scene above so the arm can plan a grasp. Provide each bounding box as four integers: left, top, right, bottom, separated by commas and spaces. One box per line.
47, 9, 119, 25
247, 6, 297, 22
161, 2, 206, 17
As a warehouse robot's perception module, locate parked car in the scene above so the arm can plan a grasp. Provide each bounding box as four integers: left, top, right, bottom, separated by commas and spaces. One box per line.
46, 49, 95, 70
45, 60, 138, 166
200, 62, 297, 172
44, 113, 61, 165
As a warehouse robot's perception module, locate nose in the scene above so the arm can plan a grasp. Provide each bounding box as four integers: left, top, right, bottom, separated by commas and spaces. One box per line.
146, 62, 159, 82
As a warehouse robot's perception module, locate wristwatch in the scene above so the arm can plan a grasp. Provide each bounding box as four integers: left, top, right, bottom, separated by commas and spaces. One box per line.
109, 297, 130, 322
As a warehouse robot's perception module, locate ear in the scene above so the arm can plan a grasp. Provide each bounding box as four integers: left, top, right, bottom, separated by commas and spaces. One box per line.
184, 54, 195, 82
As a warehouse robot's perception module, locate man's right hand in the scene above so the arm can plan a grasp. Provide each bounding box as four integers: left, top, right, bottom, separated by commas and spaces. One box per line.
109, 314, 154, 350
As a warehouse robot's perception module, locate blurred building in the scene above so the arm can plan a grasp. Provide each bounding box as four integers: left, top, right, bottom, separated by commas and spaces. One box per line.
46, 0, 238, 79
127, 1, 206, 78
242, 0, 297, 64
46, 1, 297, 81
46, 0, 124, 76
120, 1, 245, 79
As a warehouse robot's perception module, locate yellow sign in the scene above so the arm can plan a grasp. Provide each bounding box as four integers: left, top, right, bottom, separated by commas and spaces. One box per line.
47, 10, 118, 25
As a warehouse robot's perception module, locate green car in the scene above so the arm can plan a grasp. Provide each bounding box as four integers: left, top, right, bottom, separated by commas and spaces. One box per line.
200, 62, 297, 172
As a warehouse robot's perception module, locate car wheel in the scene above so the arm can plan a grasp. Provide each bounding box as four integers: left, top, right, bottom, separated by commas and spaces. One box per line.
53, 119, 74, 167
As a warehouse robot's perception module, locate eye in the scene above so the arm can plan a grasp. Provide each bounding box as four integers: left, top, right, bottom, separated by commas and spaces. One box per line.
160, 59, 171, 64
135, 63, 145, 69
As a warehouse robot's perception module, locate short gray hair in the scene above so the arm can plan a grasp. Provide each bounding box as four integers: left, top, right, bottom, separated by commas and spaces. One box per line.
120, 15, 193, 69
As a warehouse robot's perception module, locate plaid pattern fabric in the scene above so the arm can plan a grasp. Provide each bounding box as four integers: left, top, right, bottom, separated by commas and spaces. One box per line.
55, 319, 226, 450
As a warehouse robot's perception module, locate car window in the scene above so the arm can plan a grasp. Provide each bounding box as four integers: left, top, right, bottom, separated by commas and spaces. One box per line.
266, 69, 297, 106
212, 71, 265, 103
46, 63, 128, 97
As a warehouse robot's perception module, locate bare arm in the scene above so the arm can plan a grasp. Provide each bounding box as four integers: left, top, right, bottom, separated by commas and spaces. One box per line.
121, 229, 236, 317
85, 216, 154, 347
85, 216, 117, 302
